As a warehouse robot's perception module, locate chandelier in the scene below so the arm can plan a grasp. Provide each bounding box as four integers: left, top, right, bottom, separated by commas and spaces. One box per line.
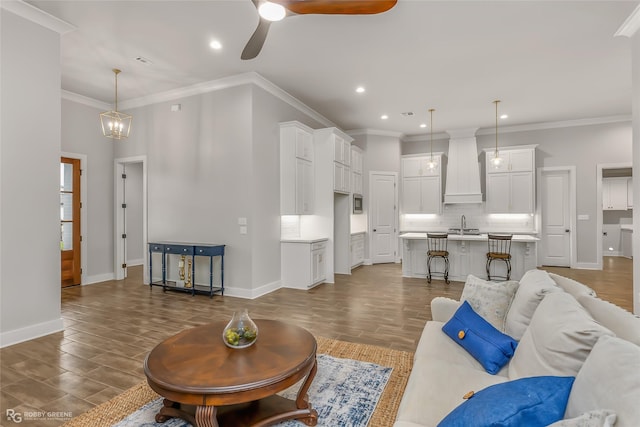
100, 69, 132, 140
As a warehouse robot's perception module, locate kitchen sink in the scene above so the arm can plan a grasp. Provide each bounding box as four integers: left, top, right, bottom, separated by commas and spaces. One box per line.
448, 228, 481, 235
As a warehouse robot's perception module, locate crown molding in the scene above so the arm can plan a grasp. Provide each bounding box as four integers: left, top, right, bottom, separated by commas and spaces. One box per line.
62, 90, 110, 110
615, 3, 640, 38
401, 132, 450, 143
1, 0, 75, 34
346, 128, 404, 138
475, 114, 632, 136
118, 71, 336, 128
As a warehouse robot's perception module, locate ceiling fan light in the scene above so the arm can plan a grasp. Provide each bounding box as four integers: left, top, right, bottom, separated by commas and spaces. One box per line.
259, 1, 286, 21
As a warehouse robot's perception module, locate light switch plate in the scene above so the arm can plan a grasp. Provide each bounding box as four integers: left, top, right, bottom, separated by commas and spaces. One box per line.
238, 217, 247, 225
240, 226, 247, 234
578, 214, 589, 220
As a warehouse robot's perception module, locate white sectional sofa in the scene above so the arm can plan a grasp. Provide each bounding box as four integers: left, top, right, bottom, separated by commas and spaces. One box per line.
394, 270, 640, 427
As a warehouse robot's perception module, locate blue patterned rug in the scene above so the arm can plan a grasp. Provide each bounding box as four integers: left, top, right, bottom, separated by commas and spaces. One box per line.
113, 354, 392, 427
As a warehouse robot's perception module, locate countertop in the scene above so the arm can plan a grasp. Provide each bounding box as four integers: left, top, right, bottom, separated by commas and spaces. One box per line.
280, 237, 329, 244
399, 232, 539, 242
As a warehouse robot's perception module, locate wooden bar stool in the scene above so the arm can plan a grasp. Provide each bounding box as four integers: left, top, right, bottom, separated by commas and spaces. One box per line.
486, 234, 513, 281
426, 233, 450, 284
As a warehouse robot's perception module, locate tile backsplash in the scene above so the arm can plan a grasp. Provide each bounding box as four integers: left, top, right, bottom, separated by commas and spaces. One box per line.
400, 203, 537, 234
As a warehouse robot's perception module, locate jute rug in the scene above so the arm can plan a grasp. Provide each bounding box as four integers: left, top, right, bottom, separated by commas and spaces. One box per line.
61, 336, 414, 427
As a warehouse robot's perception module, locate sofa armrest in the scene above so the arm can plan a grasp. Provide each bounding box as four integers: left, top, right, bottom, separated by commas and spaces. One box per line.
431, 297, 462, 322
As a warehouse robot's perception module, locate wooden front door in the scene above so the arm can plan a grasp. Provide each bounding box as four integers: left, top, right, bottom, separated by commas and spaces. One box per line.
61, 157, 81, 287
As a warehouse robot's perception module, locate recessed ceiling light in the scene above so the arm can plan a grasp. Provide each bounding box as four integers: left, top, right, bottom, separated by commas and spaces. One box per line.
355, 86, 365, 93
500, 114, 508, 119
420, 124, 427, 128
209, 40, 222, 50
258, 1, 286, 21
381, 114, 389, 120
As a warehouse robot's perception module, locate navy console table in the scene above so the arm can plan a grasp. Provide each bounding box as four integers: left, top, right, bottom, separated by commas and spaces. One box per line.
148, 242, 225, 298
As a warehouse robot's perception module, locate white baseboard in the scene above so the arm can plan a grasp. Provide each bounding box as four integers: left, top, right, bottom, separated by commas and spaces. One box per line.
573, 262, 601, 270
0, 318, 64, 348
84, 272, 115, 285
223, 280, 282, 299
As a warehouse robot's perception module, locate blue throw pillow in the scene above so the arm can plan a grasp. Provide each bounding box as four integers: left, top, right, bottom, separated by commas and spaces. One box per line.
442, 301, 517, 374
437, 376, 575, 427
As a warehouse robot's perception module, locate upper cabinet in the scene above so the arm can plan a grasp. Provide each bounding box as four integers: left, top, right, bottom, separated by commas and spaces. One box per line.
401, 154, 442, 214
351, 146, 364, 195
280, 122, 314, 215
332, 132, 352, 194
602, 177, 630, 210
485, 146, 536, 214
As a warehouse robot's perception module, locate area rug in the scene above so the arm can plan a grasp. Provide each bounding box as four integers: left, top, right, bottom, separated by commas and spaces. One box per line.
61, 337, 414, 427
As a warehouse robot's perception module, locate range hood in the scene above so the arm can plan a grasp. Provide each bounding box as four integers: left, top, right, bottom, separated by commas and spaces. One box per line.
444, 129, 483, 204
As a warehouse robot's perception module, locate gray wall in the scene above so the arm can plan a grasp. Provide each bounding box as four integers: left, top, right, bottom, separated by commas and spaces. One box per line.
61, 99, 115, 281
1, 10, 63, 345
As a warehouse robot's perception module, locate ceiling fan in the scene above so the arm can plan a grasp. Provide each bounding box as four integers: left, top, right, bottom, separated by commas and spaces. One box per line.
241, 0, 398, 60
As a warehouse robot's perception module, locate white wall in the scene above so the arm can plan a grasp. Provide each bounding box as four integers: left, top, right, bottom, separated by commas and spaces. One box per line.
632, 28, 640, 315
61, 99, 115, 283
1, 10, 64, 346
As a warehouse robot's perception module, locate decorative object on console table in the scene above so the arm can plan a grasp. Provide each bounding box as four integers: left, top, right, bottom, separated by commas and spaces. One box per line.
148, 242, 225, 298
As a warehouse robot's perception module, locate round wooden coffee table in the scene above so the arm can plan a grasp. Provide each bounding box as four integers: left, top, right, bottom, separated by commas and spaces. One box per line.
144, 319, 318, 427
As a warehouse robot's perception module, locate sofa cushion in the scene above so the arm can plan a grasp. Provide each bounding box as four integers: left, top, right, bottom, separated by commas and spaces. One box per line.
437, 376, 574, 427
394, 358, 507, 427
548, 410, 617, 427
505, 269, 562, 340
509, 292, 614, 379
548, 272, 597, 298
577, 294, 640, 346
565, 335, 640, 427
442, 301, 517, 374
460, 274, 519, 332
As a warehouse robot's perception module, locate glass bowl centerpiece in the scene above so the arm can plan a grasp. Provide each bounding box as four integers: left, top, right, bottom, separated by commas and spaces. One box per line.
222, 309, 258, 349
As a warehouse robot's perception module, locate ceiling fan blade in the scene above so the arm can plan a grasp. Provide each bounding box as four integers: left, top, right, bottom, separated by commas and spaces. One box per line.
275, 0, 397, 15
241, 18, 272, 60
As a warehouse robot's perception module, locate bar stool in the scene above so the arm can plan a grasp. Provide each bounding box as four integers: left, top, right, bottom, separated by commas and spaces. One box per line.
486, 234, 513, 281
426, 233, 450, 284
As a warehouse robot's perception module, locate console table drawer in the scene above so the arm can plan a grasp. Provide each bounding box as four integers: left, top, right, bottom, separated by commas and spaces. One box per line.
164, 244, 194, 255
149, 244, 164, 253
195, 245, 225, 257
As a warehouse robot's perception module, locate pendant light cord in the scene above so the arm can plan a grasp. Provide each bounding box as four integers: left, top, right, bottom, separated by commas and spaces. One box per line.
429, 108, 435, 161
494, 100, 500, 157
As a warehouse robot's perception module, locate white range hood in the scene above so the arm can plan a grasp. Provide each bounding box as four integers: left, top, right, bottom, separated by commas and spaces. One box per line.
444, 128, 483, 204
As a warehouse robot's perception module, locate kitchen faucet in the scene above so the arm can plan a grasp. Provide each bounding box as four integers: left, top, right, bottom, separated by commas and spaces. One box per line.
461, 215, 466, 235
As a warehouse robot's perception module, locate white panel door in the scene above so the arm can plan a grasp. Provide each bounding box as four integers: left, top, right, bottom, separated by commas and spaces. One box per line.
371, 172, 397, 264
540, 170, 571, 266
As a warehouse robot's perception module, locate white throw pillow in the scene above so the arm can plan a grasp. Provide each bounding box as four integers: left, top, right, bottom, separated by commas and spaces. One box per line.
565, 335, 640, 427
508, 292, 614, 379
548, 409, 617, 427
505, 269, 562, 340
460, 274, 519, 332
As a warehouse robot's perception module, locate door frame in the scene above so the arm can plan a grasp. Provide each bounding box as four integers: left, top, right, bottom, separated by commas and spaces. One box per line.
114, 155, 148, 282
368, 171, 399, 264
536, 166, 577, 268
61, 152, 87, 285
596, 162, 632, 270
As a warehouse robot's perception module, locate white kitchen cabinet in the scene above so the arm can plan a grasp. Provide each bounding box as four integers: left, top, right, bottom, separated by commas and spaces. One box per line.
334, 162, 351, 194
333, 135, 351, 166
485, 146, 536, 214
350, 232, 365, 268
401, 155, 442, 214
351, 146, 363, 195
280, 122, 314, 215
603, 177, 629, 210
281, 239, 327, 289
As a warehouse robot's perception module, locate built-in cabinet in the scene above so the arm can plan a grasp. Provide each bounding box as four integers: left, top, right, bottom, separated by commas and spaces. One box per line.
485, 146, 536, 214
350, 232, 365, 268
602, 177, 630, 210
333, 134, 351, 194
280, 122, 314, 215
351, 146, 363, 195
401, 154, 442, 214
627, 178, 633, 209
281, 239, 327, 289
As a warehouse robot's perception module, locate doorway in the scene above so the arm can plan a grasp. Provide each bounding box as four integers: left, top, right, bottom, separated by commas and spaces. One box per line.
60, 157, 81, 287
369, 171, 398, 264
114, 156, 147, 282
597, 163, 632, 269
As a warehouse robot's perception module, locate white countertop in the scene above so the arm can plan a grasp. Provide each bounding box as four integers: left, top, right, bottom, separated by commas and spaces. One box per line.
351, 231, 366, 236
399, 232, 539, 242
280, 237, 329, 244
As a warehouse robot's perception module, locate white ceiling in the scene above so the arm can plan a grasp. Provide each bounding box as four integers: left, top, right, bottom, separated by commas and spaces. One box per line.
26, 0, 639, 136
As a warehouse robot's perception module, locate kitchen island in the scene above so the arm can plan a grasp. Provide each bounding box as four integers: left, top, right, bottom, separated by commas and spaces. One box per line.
399, 232, 538, 282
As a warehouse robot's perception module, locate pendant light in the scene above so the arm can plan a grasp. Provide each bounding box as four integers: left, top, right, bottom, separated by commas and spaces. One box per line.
490, 100, 503, 169
100, 69, 132, 140
426, 108, 437, 170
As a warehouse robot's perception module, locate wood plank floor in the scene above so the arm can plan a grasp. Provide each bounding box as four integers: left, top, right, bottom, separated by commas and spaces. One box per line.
0, 258, 633, 426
